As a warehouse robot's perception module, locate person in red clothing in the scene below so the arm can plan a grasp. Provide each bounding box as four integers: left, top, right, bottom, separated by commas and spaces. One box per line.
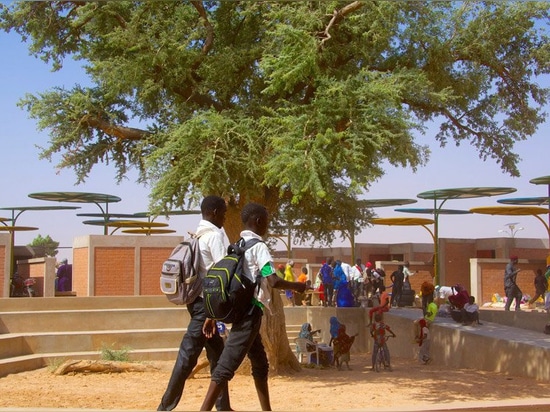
448, 284, 470, 310
368, 285, 390, 325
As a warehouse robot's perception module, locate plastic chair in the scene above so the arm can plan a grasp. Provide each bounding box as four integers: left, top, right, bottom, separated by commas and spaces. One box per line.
294, 337, 319, 365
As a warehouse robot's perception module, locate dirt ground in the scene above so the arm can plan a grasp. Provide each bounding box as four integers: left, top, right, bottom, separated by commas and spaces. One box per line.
1, 353, 550, 411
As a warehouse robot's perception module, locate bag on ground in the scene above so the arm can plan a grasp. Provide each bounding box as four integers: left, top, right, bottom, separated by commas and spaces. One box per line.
160, 235, 202, 305
203, 238, 262, 324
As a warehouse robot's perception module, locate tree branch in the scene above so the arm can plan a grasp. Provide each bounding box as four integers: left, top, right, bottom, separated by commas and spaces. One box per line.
319, 1, 364, 48
80, 114, 150, 141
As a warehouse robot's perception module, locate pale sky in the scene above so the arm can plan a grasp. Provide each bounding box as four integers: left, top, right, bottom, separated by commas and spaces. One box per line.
1, 26, 549, 263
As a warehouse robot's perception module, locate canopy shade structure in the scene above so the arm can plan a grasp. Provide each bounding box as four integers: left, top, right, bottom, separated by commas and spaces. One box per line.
29, 191, 122, 235
82, 219, 169, 235
77, 213, 140, 219
122, 228, 177, 235
28, 191, 121, 204
0, 226, 38, 232
410, 186, 516, 285
417, 187, 517, 201
371, 217, 435, 227
0, 205, 81, 277
529, 175, 550, 185
133, 210, 201, 218
395, 208, 471, 215
470, 206, 549, 216
469, 206, 550, 246
498, 197, 550, 206
362, 198, 418, 208
371, 217, 436, 279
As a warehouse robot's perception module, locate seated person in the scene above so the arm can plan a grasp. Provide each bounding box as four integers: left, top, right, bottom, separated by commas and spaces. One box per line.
297, 322, 329, 366
298, 322, 320, 350
461, 296, 482, 325
448, 284, 470, 310
368, 285, 390, 325
332, 324, 357, 370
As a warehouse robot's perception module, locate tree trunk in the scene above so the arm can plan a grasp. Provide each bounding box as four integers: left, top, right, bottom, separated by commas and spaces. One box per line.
53, 360, 158, 375
260, 287, 302, 375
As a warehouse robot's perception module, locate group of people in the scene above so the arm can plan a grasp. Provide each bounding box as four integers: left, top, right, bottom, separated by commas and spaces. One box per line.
313, 258, 416, 308
158, 196, 307, 411
276, 261, 313, 306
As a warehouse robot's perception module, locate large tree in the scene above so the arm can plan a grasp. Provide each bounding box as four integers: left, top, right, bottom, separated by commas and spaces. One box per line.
2, 1, 549, 372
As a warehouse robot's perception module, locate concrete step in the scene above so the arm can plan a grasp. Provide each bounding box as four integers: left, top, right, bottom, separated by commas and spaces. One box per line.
0, 324, 304, 378
0, 328, 186, 360
0, 307, 190, 333
0, 296, 173, 312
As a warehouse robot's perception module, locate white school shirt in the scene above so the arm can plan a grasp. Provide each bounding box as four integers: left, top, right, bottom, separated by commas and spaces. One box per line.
196, 220, 229, 292
240, 230, 275, 313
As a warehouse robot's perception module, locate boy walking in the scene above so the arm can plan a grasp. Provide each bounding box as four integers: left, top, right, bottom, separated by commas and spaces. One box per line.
158, 195, 232, 411
200, 202, 306, 411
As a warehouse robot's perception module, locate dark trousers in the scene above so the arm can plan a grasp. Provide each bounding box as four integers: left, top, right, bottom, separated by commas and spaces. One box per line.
391, 285, 402, 307
323, 283, 334, 306
158, 297, 230, 411
211, 304, 268, 383
504, 286, 522, 311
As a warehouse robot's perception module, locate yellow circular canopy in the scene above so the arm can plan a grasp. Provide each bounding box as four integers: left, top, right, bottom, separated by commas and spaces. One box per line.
0, 226, 38, 232
371, 217, 435, 226
469, 206, 550, 216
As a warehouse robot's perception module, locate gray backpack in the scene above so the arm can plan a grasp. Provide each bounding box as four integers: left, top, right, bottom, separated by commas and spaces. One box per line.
160, 232, 205, 305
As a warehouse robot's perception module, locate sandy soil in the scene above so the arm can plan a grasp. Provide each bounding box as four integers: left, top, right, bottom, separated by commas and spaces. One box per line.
1, 353, 550, 411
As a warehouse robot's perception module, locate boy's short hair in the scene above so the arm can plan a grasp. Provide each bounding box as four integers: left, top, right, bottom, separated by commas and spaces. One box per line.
241, 202, 267, 224
201, 195, 225, 214
374, 313, 382, 322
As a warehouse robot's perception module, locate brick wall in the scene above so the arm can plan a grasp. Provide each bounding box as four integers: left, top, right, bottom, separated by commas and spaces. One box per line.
479, 261, 542, 304
94, 247, 135, 296
73, 247, 89, 297
140, 247, 173, 295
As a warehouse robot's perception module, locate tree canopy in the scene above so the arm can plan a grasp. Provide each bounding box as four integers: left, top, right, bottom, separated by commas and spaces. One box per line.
28, 234, 59, 257
2, 0, 549, 243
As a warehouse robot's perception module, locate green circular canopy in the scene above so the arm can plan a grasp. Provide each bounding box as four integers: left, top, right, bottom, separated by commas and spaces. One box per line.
0, 205, 80, 212
133, 210, 201, 218
28, 191, 121, 204
470, 206, 550, 216
371, 217, 435, 226
395, 208, 471, 215
77, 213, 140, 219
498, 197, 550, 206
418, 187, 516, 200
361, 198, 417, 208
529, 175, 550, 185
82, 219, 168, 228
122, 228, 177, 235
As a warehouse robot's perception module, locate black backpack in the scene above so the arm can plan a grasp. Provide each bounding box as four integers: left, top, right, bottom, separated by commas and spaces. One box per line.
203, 238, 262, 324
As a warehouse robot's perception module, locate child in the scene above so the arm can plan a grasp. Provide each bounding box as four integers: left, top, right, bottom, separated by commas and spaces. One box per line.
368, 285, 390, 325
416, 318, 431, 364
332, 324, 357, 370
370, 312, 396, 371
199, 202, 306, 411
